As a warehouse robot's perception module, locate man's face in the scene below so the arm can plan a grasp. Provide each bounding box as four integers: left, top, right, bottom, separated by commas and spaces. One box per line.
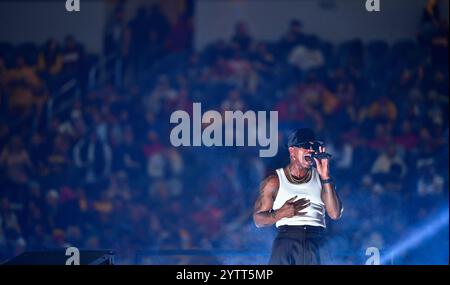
289, 142, 315, 169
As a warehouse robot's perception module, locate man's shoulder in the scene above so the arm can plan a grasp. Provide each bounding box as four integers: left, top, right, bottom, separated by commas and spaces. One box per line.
262, 170, 280, 188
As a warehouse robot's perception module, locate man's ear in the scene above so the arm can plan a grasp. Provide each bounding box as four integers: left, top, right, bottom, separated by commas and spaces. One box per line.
288, 147, 296, 157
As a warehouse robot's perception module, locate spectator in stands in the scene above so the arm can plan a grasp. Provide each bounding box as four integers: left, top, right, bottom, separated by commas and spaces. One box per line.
249, 42, 275, 79
37, 39, 64, 81
228, 48, 253, 89
145, 75, 177, 115
416, 160, 444, 197
4, 55, 43, 115
276, 85, 306, 122
418, 0, 449, 57
111, 125, 143, 182
231, 21, 253, 52
104, 4, 129, 60
164, 85, 193, 115
279, 19, 307, 55
394, 119, 419, 151
332, 81, 359, 130
62, 35, 84, 79
371, 142, 407, 177
167, 13, 193, 52
414, 127, 444, 175
0, 137, 32, 201
128, 6, 150, 76
1, 200, 25, 258
370, 95, 398, 123
144, 130, 165, 179
220, 88, 246, 113
45, 134, 72, 188
148, 4, 171, 45
327, 133, 354, 175
367, 123, 393, 151
73, 131, 112, 186
288, 45, 324, 71
5, 55, 41, 87
208, 56, 232, 83
421, 0, 441, 29
164, 148, 184, 198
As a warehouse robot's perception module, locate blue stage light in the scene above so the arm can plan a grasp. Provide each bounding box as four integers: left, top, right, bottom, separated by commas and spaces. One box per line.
380, 206, 449, 265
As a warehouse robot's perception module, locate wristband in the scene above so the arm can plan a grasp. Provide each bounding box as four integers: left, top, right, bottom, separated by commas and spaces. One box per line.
320, 177, 334, 184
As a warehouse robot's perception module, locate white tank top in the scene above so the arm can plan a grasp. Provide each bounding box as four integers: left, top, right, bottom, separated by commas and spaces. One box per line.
273, 167, 326, 228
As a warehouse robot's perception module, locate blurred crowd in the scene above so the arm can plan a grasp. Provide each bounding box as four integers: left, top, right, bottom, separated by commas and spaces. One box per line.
0, 1, 448, 264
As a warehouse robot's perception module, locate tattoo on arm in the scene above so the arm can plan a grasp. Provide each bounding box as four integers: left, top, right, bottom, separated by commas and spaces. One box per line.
253, 174, 278, 213
253, 174, 279, 227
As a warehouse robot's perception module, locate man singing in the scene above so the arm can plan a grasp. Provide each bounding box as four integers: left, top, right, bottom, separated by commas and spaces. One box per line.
253, 128, 343, 265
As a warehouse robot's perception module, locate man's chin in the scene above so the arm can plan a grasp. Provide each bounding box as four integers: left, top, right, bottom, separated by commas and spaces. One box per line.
301, 161, 313, 169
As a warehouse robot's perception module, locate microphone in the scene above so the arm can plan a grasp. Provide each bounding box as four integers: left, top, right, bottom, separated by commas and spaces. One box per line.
311, 152, 332, 160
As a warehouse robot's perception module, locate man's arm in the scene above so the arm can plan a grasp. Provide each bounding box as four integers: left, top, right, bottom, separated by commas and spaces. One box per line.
314, 145, 343, 220
253, 174, 310, 227
321, 181, 342, 220
253, 175, 279, 228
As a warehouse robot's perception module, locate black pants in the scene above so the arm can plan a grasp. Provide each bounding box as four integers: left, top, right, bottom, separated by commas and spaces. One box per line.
269, 225, 327, 265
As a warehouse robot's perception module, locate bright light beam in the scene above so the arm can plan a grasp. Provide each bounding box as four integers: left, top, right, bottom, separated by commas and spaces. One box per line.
380, 206, 449, 265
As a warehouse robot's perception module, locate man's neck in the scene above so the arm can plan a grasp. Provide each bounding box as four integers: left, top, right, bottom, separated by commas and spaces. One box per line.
288, 162, 308, 178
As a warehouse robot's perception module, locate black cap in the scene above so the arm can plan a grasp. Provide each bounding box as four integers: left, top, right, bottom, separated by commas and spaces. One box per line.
287, 128, 315, 148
